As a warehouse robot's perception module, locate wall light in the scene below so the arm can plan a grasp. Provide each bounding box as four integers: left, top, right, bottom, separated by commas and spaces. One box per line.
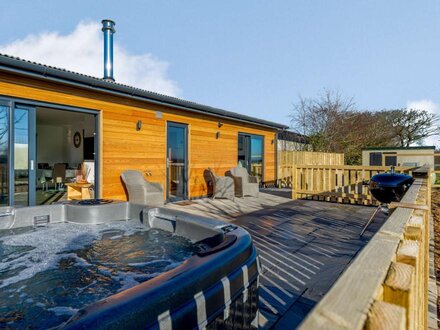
217, 122, 223, 128
136, 120, 142, 131
216, 132, 221, 139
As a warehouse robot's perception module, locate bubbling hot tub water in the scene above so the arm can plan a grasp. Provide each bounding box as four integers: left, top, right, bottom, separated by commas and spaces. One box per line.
0, 220, 196, 329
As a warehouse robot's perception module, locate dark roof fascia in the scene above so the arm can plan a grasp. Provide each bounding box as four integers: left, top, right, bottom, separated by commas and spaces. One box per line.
363, 146, 436, 151
0, 55, 288, 130
277, 130, 310, 143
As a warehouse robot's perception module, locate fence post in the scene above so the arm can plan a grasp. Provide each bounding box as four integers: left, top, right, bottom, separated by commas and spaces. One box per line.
291, 166, 297, 200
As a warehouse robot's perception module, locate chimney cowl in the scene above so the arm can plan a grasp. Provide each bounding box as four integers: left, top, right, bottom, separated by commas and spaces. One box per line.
101, 19, 116, 81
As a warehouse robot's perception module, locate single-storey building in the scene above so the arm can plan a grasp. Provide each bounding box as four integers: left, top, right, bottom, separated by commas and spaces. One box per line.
0, 22, 288, 206
362, 146, 436, 168
0, 53, 287, 206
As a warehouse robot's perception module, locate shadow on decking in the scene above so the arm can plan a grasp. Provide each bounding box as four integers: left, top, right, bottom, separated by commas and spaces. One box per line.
166, 189, 386, 329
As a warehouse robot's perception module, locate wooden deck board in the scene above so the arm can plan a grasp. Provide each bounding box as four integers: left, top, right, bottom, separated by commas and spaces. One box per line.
166, 189, 385, 329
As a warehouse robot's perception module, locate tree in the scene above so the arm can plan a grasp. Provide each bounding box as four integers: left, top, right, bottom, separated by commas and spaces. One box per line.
290, 90, 356, 153
290, 90, 393, 164
384, 108, 439, 147
290, 90, 440, 164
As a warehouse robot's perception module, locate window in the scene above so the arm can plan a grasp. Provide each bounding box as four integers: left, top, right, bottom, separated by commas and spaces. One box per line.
384, 154, 397, 166
369, 152, 382, 166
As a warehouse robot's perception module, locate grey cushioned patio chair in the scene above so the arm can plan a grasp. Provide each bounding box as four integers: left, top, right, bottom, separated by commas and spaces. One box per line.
226, 166, 259, 197
206, 168, 235, 200
121, 170, 164, 207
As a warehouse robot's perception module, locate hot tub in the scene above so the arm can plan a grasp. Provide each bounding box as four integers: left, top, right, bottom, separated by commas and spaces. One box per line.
0, 200, 260, 329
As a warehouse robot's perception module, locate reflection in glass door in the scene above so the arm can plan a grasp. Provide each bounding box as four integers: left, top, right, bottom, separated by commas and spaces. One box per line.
166, 122, 188, 202
0, 104, 9, 206
250, 135, 263, 179
13, 106, 36, 206
238, 133, 264, 181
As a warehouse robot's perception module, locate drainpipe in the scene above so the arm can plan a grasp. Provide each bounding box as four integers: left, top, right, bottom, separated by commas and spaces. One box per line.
101, 19, 116, 81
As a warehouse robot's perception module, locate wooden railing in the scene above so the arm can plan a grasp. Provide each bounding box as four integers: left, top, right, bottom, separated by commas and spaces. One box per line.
169, 163, 184, 182
433, 170, 440, 188
299, 177, 431, 329
278, 151, 344, 187
291, 165, 415, 206
251, 163, 262, 178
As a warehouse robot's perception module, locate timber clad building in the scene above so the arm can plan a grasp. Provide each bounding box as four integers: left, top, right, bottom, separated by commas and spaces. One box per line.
0, 54, 287, 206
362, 146, 435, 169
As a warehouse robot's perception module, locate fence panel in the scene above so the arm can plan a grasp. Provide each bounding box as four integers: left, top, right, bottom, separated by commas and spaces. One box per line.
291, 165, 415, 206
278, 151, 344, 187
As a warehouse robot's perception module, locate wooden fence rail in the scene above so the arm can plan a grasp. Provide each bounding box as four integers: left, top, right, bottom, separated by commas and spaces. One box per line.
291, 165, 415, 206
278, 151, 344, 187
299, 177, 431, 329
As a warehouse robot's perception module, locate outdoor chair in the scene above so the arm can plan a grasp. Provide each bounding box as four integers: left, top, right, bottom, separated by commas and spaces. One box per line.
38, 175, 47, 192
121, 170, 164, 207
206, 168, 235, 200
226, 166, 259, 197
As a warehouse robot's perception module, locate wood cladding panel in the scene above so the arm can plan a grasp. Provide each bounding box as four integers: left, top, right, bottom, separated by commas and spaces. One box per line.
0, 72, 278, 200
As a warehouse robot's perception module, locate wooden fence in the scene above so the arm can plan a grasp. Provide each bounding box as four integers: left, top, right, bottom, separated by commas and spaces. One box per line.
433, 170, 440, 188
278, 151, 344, 187
291, 165, 415, 206
299, 177, 431, 329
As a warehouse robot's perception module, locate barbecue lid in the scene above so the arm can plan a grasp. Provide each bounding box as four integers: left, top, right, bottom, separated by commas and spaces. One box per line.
370, 172, 414, 188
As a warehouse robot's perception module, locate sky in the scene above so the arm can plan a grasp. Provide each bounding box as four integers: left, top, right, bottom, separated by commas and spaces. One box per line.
0, 1, 439, 145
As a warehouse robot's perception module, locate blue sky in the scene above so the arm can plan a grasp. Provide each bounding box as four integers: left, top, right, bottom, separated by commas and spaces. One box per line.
1, 1, 440, 127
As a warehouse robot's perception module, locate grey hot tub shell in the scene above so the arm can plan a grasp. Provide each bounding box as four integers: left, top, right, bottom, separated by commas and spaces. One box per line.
0, 201, 260, 329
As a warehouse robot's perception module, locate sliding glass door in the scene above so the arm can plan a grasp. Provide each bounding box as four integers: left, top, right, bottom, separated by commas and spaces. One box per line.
13, 105, 36, 206
0, 98, 101, 207
0, 102, 36, 206
167, 122, 188, 202
166, 122, 188, 202
238, 133, 264, 181
0, 103, 9, 206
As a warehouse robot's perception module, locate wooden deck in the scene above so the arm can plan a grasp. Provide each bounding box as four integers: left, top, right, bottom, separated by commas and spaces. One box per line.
167, 188, 385, 329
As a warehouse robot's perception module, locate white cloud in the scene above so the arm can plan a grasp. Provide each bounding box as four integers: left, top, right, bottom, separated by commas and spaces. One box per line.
406, 99, 439, 114
0, 21, 181, 97
406, 99, 440, 148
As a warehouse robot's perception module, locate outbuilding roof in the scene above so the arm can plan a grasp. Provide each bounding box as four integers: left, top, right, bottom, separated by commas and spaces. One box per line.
0, 53, 288, 130
363, 146, 435, 151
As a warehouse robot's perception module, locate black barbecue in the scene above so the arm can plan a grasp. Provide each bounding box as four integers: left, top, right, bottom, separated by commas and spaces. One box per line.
369, 172, 414, 204
360, 167, 414, 236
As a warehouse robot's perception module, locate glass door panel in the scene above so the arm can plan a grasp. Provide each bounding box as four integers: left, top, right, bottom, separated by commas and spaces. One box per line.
238, 134, 249, 168
0, 105, 9, 206
166, 122, 188, 201
13, 106, 35, 206
250, 136, 263, 180
238, 133, 264, 181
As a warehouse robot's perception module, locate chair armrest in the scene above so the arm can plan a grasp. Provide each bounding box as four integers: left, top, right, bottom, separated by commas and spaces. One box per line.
226, 172, 242, 185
